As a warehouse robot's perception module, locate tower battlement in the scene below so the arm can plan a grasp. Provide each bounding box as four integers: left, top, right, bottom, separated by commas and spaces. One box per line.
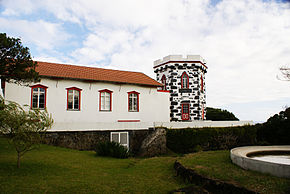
154, 55, 206, 68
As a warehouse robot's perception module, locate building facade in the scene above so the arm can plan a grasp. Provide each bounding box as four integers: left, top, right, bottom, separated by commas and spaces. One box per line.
3, 61, 170, 152
154, 55, 207, 121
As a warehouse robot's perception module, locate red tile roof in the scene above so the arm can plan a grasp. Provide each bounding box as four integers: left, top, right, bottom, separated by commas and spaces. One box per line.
35, 61, 162, 87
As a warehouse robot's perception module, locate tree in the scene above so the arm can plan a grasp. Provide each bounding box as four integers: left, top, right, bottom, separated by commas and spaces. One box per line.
206, 107, 239, 121
0, 97, 53, 168
257, 107, 290, 145
0, 33, 40, 85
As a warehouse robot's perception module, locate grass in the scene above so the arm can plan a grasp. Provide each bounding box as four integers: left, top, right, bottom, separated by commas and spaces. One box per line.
178, 150, 290, 194
0, 137, 185, 193
1, 137, 289, 194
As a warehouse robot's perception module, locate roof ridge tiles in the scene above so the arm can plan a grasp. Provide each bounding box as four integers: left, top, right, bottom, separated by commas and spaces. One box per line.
35, 61, 162, 87
36, 61, 145, 74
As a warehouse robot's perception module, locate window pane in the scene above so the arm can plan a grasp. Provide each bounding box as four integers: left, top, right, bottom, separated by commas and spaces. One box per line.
68, 91, 73, 109
74, 91, 79, 110
39, 88, 45, 92
129, 93, 138, 111
129, 97, 132, 111
74, 101, 79, 109
33, 88, 38, 92
133, 98, 137, 111
112, 133, 119, 143
183, 105, 189, 113
32, 94, 38, 108
68, 101, 73, 109
39, 93, 45, 108
105, 95, 110, 110
100, 92, 110, 110
120, 133, 128, 145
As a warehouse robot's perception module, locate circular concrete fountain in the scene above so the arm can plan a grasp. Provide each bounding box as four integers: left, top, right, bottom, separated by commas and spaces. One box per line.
230, 146, 290, 178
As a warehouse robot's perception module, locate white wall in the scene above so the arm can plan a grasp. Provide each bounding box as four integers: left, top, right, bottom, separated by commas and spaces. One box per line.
154, 120, 254, 129
5, 78, 170, 131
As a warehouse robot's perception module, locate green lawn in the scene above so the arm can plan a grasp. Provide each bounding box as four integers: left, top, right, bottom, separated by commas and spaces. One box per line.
0, 137, 185, 193
1, 137, 289, 194
179, 150, 290, 194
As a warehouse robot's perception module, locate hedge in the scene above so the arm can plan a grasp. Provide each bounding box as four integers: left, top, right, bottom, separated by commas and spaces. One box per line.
166, 125, 259, 154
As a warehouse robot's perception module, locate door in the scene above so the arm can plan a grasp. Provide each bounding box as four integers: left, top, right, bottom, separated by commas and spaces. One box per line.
182, 104, 190, 121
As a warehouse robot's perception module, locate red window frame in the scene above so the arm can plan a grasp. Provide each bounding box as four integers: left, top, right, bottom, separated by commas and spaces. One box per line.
30, 84, 48, 109
66, 87, 82, 111
99, 89, 113, 111
128, 91, 139, 112
181, 72, 189, 89
161, 74, 167, 90
181, 103, 190, 121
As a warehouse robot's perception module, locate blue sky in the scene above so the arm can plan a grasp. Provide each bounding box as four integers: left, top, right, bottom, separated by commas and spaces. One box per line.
1, 0, 290, 122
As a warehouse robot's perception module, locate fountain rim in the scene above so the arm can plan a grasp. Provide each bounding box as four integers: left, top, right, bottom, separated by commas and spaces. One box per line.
230, 145, 290, 178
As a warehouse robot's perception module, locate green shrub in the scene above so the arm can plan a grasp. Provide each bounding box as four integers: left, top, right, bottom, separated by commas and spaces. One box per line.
95, 141, 130, 158
257, 107, 290, 145
166, 125, 258, 154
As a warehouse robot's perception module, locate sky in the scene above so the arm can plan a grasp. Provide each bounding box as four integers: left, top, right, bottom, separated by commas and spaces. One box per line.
1, 0, 290, 122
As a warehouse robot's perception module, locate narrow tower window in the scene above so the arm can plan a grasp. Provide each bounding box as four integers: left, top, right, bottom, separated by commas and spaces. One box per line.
181, 72, 189, 89
161, 75, 166, 90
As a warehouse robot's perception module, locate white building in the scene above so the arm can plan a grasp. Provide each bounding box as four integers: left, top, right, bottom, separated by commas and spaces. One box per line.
3, 61, 170, 152
2, 58, 252, 153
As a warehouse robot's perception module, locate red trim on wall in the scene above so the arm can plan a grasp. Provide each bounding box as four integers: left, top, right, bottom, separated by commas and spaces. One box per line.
181, 72, 189, 89
30, 84, 48, 109
117, 120, 141, 122
157, 90, 170, 93
127, 91, 140, 112
153, 60, 208, 69
99, 89, 113, 111
66, 87, 82, 111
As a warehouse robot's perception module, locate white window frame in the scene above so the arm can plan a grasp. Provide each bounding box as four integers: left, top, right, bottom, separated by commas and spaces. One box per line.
32, 87, 45, 109
99, 89, 113, 111
67, 89, 80, 111
128, 91, 139, 112
30, 84, 48, 109
110, 132, 129, 148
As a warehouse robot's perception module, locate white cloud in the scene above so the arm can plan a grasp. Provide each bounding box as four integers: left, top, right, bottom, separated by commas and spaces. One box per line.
1, 0, 290, 121
0, 18, 71, 51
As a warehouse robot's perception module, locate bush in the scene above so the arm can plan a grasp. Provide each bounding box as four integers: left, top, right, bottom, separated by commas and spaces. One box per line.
206, 107, 239, 121
166, 125, 258, 154
95, 141, 130, 158
257, 107, 290, 145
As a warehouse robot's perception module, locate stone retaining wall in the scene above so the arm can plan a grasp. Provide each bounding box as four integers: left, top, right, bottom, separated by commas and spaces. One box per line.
43, 128, 167, 156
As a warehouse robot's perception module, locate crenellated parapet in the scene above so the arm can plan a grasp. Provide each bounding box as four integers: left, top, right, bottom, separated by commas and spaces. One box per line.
154, 55, 207, 69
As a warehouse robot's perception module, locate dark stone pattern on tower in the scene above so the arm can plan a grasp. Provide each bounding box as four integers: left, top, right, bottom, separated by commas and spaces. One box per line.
155, 62, 207, 121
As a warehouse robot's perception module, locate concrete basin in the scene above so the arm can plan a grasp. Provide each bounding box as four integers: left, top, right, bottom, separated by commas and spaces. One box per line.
230, 146, 290, 178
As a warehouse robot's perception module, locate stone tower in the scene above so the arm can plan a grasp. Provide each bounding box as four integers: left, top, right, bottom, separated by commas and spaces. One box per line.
154, 55, 207, 121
